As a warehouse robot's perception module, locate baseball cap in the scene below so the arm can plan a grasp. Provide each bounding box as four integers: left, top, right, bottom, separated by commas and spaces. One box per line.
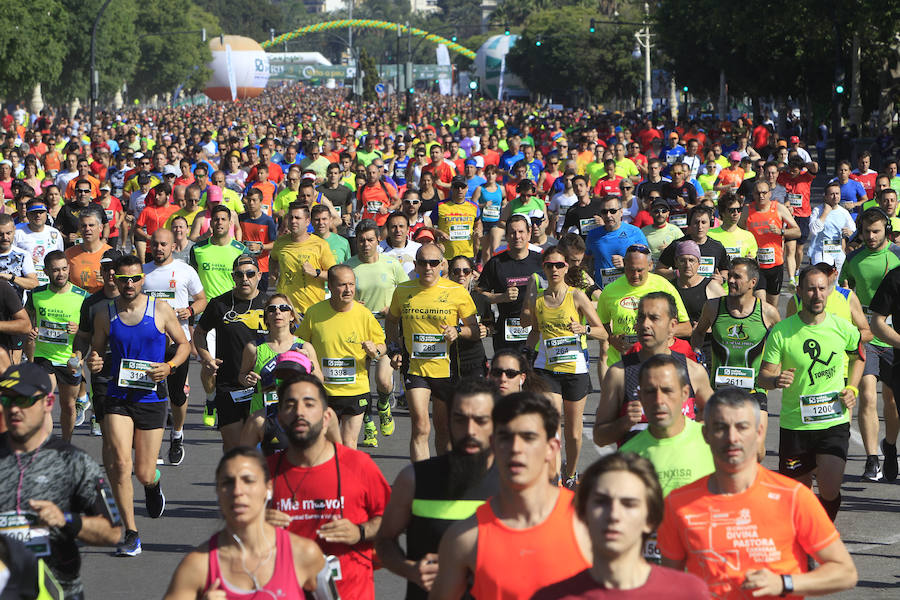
99, 182, 111, 191
776, 140, 788, 148
668, 132, 679, 139
450, 175, 467, 189
26, 202, 47, 213
133, 152, 144, 159
527, 209, 545, 221
650, 198, 669, 210
163, 165, 181, 177
233, 254, 259, 269
100, 248, 124, 266
206, 185, 223, 203
789, 136, 800, 144
473, 156, 485, 169
675, 240, 702, 259
464, 158, 477, 167
413, 228, 436, 243
729, 151, 742, 162
813, 261, 837, 274
0, 362, 53, 398
272, 350, 314, 381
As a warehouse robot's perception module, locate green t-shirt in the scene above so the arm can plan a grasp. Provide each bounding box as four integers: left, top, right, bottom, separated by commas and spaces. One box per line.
614, 158, 639, 180
345, 254, 409, 316
597, 273, 689, 365
708, 226, 758, 261
642, 223, 683, 262
584, 161, 607, 186
189, 238, 249, 300
761, 313, 861, 430
839, 243, 900, 347
273, 189, 298, 214
620, 419, 714, 497
321, 233, 351, 265
697, 173, 718, 194
355, 149, 382, 167
710, 298, 769, 394
27, 284, 88, 366
509, 195, 545, 216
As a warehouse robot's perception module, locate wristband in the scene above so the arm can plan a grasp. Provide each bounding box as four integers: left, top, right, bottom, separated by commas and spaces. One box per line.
188, 305, 194, 317
455, 325, 462, 335
62, 512, 83, 537
844, 385, 859, 397
315, 268, 321, 277
585, 325, 591, 334
357, 523, 366, 544
166, 361, 178, 373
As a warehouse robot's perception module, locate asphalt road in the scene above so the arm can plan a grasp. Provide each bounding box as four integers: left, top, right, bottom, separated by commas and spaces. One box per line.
66, 341, 900, 599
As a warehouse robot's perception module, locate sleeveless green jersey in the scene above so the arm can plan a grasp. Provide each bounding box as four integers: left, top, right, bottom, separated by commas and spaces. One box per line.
710, 298, 769, 394
27, 284, 88, 366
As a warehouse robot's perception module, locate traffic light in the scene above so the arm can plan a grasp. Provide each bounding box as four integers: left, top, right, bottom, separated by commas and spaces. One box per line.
451, 34, 458, 42
835, 84, 845, 94
468, 80, 478, 90
834, 66, 846, 95
535, 36, 542, 47
589, 19, 596, 33
682, 86, 689, 92
504, 24, 510, 35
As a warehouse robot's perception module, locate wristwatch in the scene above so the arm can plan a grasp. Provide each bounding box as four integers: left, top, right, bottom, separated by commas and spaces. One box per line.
357, 523, 366, 544
780, 574, 793, 596
315, 268, 321, 277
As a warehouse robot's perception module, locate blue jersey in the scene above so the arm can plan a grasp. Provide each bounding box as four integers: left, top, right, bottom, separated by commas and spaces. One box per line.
393, 155, 410, 185
829, 178, 866, 213
585, 223, 649, 287
108, 297, 167, 403
660, 145, 686, 175
466, 175, 486, 200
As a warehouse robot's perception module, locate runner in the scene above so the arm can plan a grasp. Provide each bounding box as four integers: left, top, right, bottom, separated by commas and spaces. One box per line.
432, 175, 479, 260
657, 206, 731, 284
386, 243, 479, 461
25, 250, 87, 442
870, 261, 900, 481
758, 266, 864, 521
707, 193, 759, 263
560, 175, 604, 239
86, 253, 190, 557
523, 246, 606, 487
533, 453, 710, 599
375, 378, 500, 600
658, 388, 858, 599
381, 211, 422, 277
778, 156, 819, 286
672, 240, 725, 329
142, 228, 207, 466
807, 181, 854, 272
0, 362, 122, 597
641, 197, 683, 263
585, 195, 649, 290
838, 207, 900, 481
346, 221, 407, 447
13, 198, 64, 288
472, 165, 506, 263
238, 187, 277, 291
429, 392, 591, 599
265, 374, 391, 600
64, 208, 111, 294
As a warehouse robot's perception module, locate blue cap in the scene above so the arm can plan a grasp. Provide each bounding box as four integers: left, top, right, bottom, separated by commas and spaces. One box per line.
464, 158, 477, 167
26, 203, 47, 212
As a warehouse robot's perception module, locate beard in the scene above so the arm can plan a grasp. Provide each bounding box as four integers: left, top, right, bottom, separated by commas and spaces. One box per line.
447, 439, 491, 497
283, 416, 324, 450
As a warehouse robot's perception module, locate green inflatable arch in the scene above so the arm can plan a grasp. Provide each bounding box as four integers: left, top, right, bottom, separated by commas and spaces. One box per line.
262, 19, 477, 60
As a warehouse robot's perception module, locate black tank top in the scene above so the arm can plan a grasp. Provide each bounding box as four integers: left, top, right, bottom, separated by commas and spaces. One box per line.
677, 277, 712, 324
406, 455, 499, 600
622, 351, 696, 404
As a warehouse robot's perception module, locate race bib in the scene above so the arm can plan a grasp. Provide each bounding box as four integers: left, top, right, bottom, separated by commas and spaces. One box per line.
698, 256, 715, 277
669, 212, 687, 228
482, 204, 501, 220
333, 204, 342, 217
823, 240, 842, 256
579, 217, 599, 234
545, 336, 579, 365
623, 334, 639, 347
37, 320, 67, 345
118, 359, 156, 390
666, 154, 678, 165
36, 269, 49, 285
0, 512, 50, 557
757, 247, 776, 265
800, 391, 844, 424
104, 208, 115, 221
724, 247, 741, 260
322, 358, 356, 385
642, 532, 661, 562
367, 200, 383, 213
600, 267, 624, 288
714, 366, 755, 389
146, 290, 176, 300
245, 240, 263, 256
263, 391, 278, 406
412, 333, 447, 360
229, 387, 255, 403
787, 193, 803, 208
504, 318, 531, 342
449, 223, 471, 241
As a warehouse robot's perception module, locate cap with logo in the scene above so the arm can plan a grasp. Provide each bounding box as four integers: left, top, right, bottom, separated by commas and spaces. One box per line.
0, 363, 53, 398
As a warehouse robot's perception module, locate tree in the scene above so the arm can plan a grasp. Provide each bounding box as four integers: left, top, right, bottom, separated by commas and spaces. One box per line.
0, 0, 68, 101
194, 0, 282, 42
359, 48, 379, 102
130, 0, 219, 99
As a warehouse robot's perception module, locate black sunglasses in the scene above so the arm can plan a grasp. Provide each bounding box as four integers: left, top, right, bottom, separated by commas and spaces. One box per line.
543, 261, 566, 270
652, 208, 669, 214
451, 267, 472, 276
0, 394, 44, 409
600, 208, 620, 214
233, 270, 258, 279
266, 304, 292, 314
489, 368, 522, 379
114, 274, 144, 284
416, 259, 442, 267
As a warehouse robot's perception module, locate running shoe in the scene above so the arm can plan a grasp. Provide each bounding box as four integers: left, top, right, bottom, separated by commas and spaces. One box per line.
116, 530, 142, 557
378, 402, 395, 436
862, 455, 883, 482
882, 439, 898, 482
202, 402, 216, 428
74, 398, 91, 427
168, 435, 185, 466
90, 416, 102, 437
145, 481, 166, 518
360, 419, 378, 448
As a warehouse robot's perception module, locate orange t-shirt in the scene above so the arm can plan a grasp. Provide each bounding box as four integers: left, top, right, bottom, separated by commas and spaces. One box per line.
64, 175, 101, 200
658, 467, 840, 600
65, 243, 112, 293
359, 182, 395, 226
471, 488, 590, 600
716, 167, 744, 196
746, 201, 784, 268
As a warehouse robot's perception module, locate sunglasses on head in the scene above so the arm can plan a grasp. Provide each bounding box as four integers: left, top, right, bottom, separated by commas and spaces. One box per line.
451, 267, 472, 276
627, 244, 651, 254
0, 394, 45, 409
416, 259, 442, 267
266, 304, 292, 314
489, 367, 522, 379
233, 269, 258, 279
114, 273, 144, 283
543, 261, 566, 270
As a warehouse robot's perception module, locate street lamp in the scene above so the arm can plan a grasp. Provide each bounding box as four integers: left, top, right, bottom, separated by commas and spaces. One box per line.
632, 2, 653, 115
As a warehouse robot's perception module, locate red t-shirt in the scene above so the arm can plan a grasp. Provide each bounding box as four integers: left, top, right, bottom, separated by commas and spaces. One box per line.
533, 565, 710, 599
777, 171, 815, 218
593, 175, 624, 198
751, 125, 770, 150
94, 197, 124, 239
476, 148, 501, 167
136, 202, 179, 238
359, 182, 395, 226
248, 162, 284, 184
637, 128, 662, 152
851, 169, 878, 200
267, 445, 391, 600
423, 160, 456, 186
631, 210, 653, 229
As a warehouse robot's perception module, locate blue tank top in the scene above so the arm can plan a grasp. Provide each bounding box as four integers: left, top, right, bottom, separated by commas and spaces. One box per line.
480, 185, 503, 222
393, 156, 410, 185
108, 297, 167, 403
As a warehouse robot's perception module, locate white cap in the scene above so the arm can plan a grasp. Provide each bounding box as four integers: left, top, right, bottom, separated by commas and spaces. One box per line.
163, 165, 181, 177
473, 155, 485, 169
527, 209, 545, 220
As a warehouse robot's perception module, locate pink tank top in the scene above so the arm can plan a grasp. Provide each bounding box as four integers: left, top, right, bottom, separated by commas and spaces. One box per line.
205, 528, 306, 599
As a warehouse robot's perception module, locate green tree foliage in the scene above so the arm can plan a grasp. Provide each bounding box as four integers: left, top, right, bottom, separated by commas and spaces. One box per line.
0, 0, 68, 100
194, 0, 282, 42
506, 5, 641, 102
359, 48, 379, 102
130, 0, 219, 100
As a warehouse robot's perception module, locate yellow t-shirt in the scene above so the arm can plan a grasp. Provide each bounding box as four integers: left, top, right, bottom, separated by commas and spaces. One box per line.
296, 300, 385, 397
165, 206, 205, 229
389, 278, 476, 378
271, 233, 336, 313
534, 288, 587, 374
435, 200, 479, 259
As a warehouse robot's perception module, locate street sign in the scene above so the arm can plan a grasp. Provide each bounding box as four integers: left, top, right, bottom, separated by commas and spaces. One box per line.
376, 64, 452, 80
268, 55, 450, 83
375, 83, 386, 97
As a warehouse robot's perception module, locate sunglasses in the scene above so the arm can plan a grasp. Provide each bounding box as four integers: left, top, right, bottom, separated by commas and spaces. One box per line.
543, 261, 567, 270
233, 270, 258, 279
489, 368, 522, 379
451, 267, 472, 276
76, 189, 92, 194
600, 208, 620, 214
404, 199, 421, 205
652, 208, 669, 214
627, 244, 651, 254
416, 259, 442, 268
726, 206, 743, 213
266, 304, 292, 314
0, 394, 45, 409
114, 273, 144, 283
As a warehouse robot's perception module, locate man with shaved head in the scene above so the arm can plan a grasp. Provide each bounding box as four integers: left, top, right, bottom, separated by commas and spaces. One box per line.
142, 227, 207, 465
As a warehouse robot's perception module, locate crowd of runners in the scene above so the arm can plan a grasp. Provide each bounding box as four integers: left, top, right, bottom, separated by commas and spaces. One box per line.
1, 83, 898, 598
